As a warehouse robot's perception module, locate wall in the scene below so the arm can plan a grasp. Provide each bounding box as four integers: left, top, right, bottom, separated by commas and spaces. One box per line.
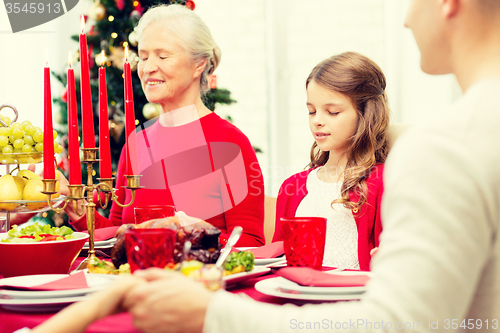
195, 0, 461, 195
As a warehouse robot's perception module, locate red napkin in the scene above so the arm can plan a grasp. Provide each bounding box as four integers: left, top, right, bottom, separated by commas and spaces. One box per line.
248, 241, 285, 259
276, 267, 370, 287
84, 226, 120, 241
0, 271, 89, 291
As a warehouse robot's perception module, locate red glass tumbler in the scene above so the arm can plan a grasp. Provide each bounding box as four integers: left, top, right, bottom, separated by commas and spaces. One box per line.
125, 228, 176, 272
281, 217, 327, 270
133, 205, 176, 224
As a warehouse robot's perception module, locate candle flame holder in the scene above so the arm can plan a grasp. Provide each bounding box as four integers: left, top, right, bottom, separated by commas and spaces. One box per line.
43, 147, 143, 271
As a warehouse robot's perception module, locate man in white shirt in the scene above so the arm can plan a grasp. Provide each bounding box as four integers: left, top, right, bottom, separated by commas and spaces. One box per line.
30, 0, 500, 332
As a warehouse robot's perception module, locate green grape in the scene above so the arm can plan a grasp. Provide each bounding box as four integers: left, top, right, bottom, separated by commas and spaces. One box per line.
10, 122, 21, 131
35, 142, 43, 152
54, 144, 63, 154
24, 135, 34, 146
2, 145, 13, 154
9, 135, 15, 144
21, 120, 32, 129
53, 141, 58, 150
3, 117, 11, 126
53, 130, 57, 140
0, 135, 8, 147
34, 126, 42, 133
24, 125, 36, 136
0, 127, 10, 136
13, 139, 24, 149
33, 131, 44, 143
12, 128, 24, 139
13, 148, 22, 153
22, 144, 33, 153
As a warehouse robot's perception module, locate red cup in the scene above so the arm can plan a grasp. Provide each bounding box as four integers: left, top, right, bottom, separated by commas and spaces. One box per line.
281, 217, 327, 270
133, 205, 175, 224
125, 228, 176, 272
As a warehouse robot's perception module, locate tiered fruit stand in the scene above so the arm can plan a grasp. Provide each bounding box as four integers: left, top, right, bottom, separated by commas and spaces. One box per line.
0, 104, 65, 232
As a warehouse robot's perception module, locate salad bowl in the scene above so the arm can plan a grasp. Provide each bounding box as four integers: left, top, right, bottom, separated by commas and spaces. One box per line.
0, 231, 89, 278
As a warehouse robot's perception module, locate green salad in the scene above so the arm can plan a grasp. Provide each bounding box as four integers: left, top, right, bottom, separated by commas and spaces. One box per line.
1, 223, 75, 243
224, 251, 255, 273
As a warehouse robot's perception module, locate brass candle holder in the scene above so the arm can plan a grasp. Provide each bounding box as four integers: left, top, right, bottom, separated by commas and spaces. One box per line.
42, 147, 142, 270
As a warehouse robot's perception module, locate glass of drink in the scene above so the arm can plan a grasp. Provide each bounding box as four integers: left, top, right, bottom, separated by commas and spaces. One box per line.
281, 217, 327, 270
133, 205, 175, 224
125, 228, 176, 272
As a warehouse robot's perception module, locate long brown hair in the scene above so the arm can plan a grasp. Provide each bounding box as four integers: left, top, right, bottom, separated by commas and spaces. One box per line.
306, 52, 390, 211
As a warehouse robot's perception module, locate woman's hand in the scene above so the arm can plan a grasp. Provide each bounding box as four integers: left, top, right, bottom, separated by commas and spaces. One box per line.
123, 268, 213, 333
370, 247, 379, 256
26, 164, 69, 196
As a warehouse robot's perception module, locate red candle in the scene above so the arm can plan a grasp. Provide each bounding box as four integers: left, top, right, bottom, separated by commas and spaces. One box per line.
79, 16, 95, 149
43, 62, 55, 180
99, 51, 112, 179
123, 46, 136, 175
67, 52, 82, 185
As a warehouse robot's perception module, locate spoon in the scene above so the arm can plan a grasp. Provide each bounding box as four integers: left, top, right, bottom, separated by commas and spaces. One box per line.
215, 226, 243, 268
182, 241, 192, 262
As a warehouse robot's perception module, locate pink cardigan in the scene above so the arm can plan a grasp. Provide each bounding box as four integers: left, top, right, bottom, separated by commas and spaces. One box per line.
272, 164, 384, 270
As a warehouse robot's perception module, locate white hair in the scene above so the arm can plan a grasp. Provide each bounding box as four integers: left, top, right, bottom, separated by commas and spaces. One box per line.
135, 4, 221, 95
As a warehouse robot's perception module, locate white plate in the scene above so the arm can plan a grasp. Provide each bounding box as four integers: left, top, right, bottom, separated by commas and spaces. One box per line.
255, 257, 286, 265
0, 273, 120, 299
0, 295, 90, 312
223, 266, 271, 285
232, 247, 285, 266
274, 270, 371, 295
255, 277, 366, 301
83, 238, 117, 249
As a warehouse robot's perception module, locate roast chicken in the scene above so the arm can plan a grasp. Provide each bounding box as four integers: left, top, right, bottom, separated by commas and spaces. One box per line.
111, 216, 221, 269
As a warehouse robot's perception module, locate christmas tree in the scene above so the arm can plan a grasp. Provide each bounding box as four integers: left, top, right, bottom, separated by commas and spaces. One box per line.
47, 0, 235, 225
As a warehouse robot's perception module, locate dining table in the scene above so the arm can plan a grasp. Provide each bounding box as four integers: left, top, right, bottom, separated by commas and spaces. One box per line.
0, 256, 360, 333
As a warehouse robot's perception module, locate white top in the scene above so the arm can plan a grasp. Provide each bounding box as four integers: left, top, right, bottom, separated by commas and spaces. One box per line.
295, 168, 359, 269
203, 78, 500, 333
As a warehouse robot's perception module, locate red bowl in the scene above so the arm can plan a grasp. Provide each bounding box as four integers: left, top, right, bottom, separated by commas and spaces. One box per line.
0, 232, 89, 277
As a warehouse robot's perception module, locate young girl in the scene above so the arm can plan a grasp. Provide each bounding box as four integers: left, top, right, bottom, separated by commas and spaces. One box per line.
272, 52, 390, 270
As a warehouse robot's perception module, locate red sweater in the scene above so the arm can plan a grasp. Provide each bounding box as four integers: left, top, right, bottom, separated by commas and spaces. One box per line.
71, 112, 265, 247
272, 164, 384, 270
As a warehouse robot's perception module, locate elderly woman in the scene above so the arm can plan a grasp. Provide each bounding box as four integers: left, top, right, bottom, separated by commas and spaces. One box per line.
65, 4, 265, 247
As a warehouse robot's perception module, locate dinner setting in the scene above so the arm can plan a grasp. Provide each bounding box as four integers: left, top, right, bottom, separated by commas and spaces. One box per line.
3, 0, 500, 332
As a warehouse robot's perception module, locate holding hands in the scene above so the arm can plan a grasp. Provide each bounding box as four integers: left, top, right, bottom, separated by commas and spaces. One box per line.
31, 269, 213, 333
124, 269, 212, 333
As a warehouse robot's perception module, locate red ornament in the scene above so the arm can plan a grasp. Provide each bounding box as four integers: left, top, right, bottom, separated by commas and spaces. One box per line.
135, 2, 144, 16
116, 0, 124, 10
61, 87, 68, 103
89, 44, 94, 68
185, 0, 195, 10
57, 157, 68, 172
208, 75, 217, 90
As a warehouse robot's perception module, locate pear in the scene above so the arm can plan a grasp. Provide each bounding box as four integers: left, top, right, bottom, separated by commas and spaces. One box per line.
17, 169, 41, 181
0, 174, 25, 211
23, 178, 48, 210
